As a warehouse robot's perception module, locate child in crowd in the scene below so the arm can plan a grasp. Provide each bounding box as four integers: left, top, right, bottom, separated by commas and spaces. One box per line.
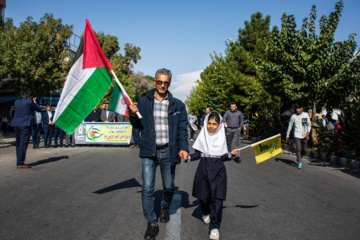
183, 111, 238, 240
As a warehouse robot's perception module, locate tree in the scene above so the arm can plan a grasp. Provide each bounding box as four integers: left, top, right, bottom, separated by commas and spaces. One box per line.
256, 0, 360, 120
186, 12, 279, 136
0, 14, 73, 97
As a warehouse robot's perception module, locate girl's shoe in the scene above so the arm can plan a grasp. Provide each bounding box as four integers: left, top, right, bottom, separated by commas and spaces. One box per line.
209, 228, 219, 240
298, 163, 302, 169
202, 214, 210, 224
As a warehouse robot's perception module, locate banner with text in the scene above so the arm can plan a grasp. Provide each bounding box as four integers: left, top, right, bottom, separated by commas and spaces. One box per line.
75, 122, 132, 145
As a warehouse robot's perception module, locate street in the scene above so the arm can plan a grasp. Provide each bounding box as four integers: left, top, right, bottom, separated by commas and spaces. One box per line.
0, 141, 360, 240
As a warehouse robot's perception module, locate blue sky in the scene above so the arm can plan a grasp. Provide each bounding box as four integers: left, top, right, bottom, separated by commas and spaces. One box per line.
5, 0, 360, 101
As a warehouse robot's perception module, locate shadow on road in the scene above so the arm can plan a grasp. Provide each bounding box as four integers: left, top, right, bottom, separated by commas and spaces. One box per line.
275, 158, 298, 168
29, 156, 69, 166
93, 178, 141, 194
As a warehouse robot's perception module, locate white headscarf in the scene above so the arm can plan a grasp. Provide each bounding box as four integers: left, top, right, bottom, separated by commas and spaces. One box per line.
192, 111, 228, 156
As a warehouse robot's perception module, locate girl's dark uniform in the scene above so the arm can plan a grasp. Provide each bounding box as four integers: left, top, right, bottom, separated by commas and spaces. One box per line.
190, 150, 231, 231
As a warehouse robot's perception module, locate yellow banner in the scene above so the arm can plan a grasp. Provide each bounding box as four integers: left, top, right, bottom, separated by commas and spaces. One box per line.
251, 134, 283, 164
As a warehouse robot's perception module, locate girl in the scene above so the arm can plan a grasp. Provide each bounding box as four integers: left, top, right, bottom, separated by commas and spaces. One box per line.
184, 111, 238, 240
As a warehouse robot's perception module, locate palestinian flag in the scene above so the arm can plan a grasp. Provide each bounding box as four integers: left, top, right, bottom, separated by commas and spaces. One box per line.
108, 82, 132, 118
53, 19, 113, 135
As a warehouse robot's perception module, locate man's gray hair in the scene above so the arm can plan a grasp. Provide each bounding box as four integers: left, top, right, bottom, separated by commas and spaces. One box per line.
155, 68, 172, 81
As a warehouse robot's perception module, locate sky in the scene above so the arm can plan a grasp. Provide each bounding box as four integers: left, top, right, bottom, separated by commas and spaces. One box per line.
5, 0, 360, 102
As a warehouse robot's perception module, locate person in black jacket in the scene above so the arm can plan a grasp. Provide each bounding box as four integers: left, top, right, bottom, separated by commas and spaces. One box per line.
87, 107, 101, 122
11, 91, 41, 168
129, 68, 188, 240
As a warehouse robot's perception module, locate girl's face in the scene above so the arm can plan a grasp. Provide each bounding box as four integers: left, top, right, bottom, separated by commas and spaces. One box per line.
207, 118, 219, 133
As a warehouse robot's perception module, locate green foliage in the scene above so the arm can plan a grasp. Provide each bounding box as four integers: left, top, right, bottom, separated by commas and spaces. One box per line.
256, 0, 360, 119
338, 97, 360, 160
0, 14, 73, 97
186, 12, 280, 135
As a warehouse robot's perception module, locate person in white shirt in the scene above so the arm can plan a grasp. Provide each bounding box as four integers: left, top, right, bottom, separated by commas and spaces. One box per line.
286, 104, 311, 169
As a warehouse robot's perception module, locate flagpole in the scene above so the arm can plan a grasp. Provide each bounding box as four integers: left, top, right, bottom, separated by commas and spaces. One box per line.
110, 70, 142, 119
236, 134, 281, 151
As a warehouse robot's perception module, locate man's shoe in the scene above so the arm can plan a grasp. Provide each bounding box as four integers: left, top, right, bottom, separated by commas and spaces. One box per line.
209, 228, 219, 240
53, 145, 58, 148
160, 206, 170, 223
65, 145, 69, 148
190, 139, 194, 142
298, 163, 302, 169
202, 214, 210, 224
17, 164, 32, 169
144, 223, 159, 240
44, 146, 49, 148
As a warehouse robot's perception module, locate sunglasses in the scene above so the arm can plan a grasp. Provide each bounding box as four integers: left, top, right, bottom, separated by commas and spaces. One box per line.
155, 80, 170, 86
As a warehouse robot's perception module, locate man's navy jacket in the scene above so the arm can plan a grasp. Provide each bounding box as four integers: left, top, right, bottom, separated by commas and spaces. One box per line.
42, 111, 54, 128
11, 97, 41, 127
130, 89, 189, 166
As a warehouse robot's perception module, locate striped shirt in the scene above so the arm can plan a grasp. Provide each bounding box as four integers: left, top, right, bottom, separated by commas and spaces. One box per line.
154, 94, 169, 145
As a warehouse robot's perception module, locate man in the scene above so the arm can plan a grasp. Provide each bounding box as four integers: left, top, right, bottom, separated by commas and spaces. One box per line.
11, 91, 41, 168
101, 103, 106, 113
87, 107, 101, 122
101, 103, 116, 122
31, 97, 42, 149
42, 105, 54, 148
223, 102, 244, 162
321, 115, 328, 128
286, 104, 311, 169
200, 107, 211, 129
188, 110, 198, 141
129, 68, 188, 240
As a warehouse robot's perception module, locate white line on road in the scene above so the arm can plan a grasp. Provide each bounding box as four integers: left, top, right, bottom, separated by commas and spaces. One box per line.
164, 192, 181, 240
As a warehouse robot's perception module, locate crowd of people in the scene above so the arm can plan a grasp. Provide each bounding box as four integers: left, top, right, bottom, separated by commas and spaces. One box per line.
13, 67, 340, 240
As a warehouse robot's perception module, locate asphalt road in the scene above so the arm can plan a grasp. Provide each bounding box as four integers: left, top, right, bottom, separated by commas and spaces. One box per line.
1, 140, 360, 240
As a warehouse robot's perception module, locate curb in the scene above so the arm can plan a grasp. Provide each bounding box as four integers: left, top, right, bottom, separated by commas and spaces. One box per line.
307, 150, 359, 170
281, 143, 359, 170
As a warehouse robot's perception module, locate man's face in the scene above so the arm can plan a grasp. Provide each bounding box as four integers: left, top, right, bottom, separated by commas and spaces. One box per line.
205, 108, 210, 114
105, 104, 109, 110
102, 104, 106, 109
230, 104, 237, 111
33, 97, 37, 101
296, 107, 303, 114
46, 106, 51, 111
191, 111, 195, 115
154, 74, 171, 95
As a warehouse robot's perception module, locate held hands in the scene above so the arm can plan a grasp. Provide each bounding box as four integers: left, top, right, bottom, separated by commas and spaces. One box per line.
231, 149, 239, 156
129, 103, 138, 115
179, 150, 188, 162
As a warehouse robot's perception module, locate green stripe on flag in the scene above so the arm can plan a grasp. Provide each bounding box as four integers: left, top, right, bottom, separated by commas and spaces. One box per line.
108, 83, 120, 111
55, 67, 112, 134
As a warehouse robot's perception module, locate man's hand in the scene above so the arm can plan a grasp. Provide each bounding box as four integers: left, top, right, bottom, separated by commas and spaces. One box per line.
231, 149, 239, 155
179, 150, 188, 161
129, 103, 138, 115
306, 132, 310, 140
286, 137, 289, 141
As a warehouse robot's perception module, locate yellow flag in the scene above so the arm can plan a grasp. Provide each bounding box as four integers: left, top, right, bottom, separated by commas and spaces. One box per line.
251, 134, 283, 164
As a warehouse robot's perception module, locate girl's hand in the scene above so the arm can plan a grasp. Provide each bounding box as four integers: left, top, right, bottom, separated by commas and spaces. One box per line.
231, 149, 238, 155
